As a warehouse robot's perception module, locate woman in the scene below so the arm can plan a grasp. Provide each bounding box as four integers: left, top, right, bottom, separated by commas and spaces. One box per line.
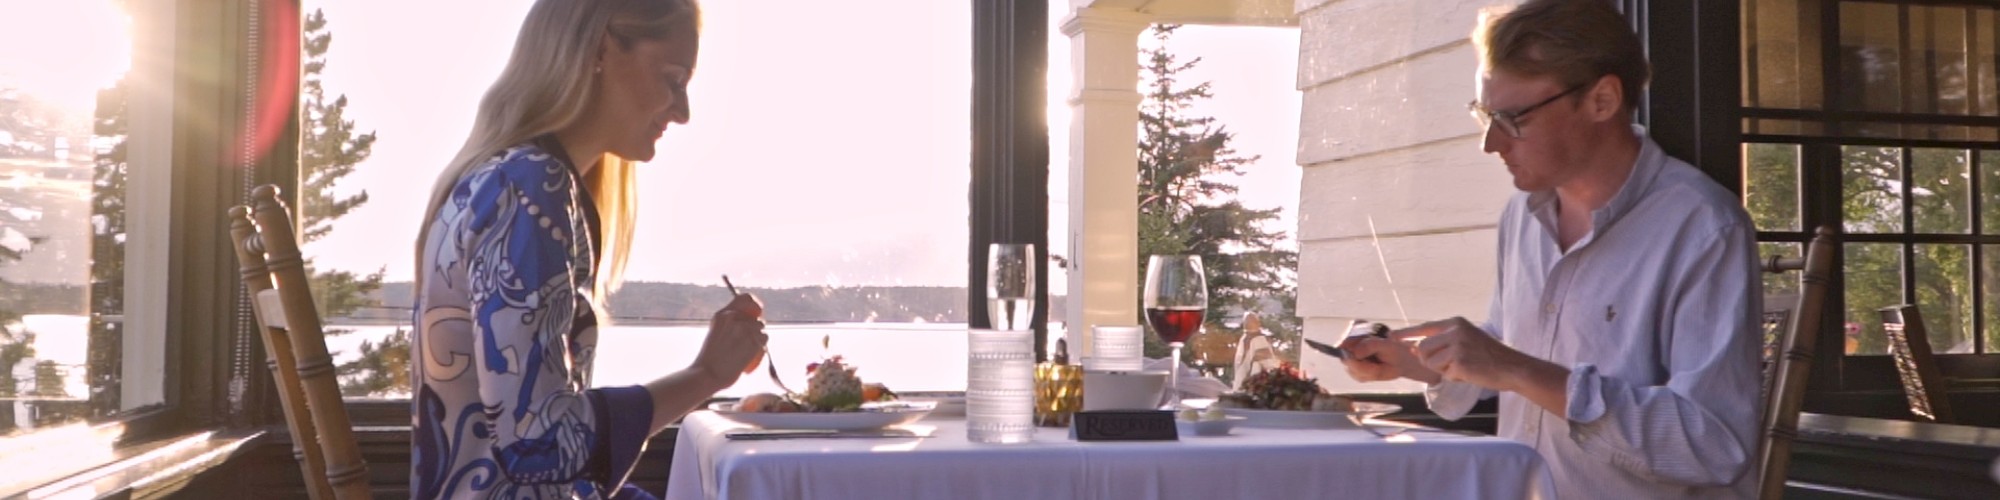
410, 1, 764, 498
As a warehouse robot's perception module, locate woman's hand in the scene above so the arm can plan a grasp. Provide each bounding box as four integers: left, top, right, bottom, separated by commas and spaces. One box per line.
690, 293, 769, 388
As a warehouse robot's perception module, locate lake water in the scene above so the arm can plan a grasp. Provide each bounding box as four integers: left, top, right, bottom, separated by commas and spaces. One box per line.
19, 317, 1398, 403
328, 322, 973, 399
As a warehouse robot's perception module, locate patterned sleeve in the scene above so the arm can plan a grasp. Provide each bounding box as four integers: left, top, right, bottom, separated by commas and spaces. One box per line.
459, 154, 644, 493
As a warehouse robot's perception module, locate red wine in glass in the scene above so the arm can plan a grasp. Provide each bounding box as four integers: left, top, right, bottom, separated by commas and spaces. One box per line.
1143, 254, 1206, 410
1146, 307, 1204, 344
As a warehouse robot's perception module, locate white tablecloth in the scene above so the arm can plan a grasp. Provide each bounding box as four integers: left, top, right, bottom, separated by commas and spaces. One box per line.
663, 412, 1551, 500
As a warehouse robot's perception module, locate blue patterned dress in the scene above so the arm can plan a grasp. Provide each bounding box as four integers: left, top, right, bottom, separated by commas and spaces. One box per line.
412, 137, 654, 499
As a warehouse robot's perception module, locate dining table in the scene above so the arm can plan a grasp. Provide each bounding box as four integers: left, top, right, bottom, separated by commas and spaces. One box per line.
662, 409, 1553, 499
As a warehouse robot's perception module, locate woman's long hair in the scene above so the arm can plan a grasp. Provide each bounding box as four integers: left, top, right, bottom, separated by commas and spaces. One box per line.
417, 0, 698, 307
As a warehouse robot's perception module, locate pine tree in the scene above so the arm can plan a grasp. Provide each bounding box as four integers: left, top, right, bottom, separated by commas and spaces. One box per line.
295, 9, 397, 396
340, 328, 410, 397
300, 8, 384, 317
1135, 25, 1300, 371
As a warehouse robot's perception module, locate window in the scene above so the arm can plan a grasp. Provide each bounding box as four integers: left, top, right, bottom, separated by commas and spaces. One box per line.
305, 0, 975, 400
293, 1, 536, 401
0, 0, 268, 481
1046, 12, 1304, 385
1742, 0, 2000, 362
0, 0, 143, 438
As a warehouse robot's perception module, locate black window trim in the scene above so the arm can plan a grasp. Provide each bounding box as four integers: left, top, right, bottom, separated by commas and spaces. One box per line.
1733, 0, 2000, 405
0, 0, 299, 494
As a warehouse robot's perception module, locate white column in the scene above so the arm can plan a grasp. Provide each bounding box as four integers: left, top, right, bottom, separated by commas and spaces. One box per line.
1061, 7, 1148, 355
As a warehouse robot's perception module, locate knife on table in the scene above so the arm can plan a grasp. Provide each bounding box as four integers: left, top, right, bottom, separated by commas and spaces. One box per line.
723, 428, 930, 440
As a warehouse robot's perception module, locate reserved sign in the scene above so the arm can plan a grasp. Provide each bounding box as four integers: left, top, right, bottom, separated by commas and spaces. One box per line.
1070, 410, 1178, 441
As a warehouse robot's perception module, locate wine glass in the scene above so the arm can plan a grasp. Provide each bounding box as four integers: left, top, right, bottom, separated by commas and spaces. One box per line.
1143, 254, 1206, 410
986, 243, 1036, 331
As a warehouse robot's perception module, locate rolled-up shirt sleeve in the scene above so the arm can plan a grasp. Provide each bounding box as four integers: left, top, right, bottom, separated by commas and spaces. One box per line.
1559, 224, 1762, 487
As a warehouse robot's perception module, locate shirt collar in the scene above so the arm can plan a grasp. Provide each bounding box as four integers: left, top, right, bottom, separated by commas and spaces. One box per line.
1594, 126, 1665, 230
1524, 125, 1666, 236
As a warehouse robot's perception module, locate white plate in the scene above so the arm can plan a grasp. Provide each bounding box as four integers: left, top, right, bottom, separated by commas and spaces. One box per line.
896, 391, 966, 418
1175, 415, 1247, 436
708, 401, 937, 431
1222, 402, 1401, 429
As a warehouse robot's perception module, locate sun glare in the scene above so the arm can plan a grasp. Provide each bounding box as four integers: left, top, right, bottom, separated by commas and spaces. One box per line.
0, 0, 134, 113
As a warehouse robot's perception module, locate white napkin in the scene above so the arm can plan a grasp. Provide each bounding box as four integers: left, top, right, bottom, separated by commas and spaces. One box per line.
1231, 335, 1281, 390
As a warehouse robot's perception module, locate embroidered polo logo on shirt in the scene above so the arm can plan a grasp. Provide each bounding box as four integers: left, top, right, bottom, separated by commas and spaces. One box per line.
1606, 305, 1617, 322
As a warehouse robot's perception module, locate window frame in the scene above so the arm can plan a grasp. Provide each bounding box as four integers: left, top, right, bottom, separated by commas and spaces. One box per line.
0, 0, 301, 488
1731, 0, 2000, 403
332, 0, 1054, 425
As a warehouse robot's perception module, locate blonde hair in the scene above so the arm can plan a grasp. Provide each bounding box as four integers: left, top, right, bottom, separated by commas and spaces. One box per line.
418, 0, 697, 308
1472, 0, 1649, 114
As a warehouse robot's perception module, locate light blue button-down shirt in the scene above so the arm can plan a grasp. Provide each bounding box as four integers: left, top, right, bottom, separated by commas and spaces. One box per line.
1428, 130, 1763, 499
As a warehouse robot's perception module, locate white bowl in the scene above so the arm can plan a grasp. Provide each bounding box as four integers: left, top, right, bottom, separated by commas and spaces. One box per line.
1082, 370, 1168, 410
1176, 415, 1246, 436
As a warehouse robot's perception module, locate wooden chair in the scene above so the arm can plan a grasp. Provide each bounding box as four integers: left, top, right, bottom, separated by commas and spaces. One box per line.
1880, 304, 1955, 424
1756, 225, 1835, 500
227, 185, 371, 499
1758, 292, 1800, 403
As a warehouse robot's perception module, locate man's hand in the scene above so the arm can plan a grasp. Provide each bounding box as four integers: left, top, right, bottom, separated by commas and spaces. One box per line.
1392, 317, 1524, 390
1393, 317, 1570, 413
1339, 332, 1441, 385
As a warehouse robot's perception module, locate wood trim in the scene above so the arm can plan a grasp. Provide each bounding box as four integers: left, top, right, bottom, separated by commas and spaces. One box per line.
971, 0, 1052, 358
1789, 413, 2000, 499
1640, 0, 1744, 194
0, 429, 264, 499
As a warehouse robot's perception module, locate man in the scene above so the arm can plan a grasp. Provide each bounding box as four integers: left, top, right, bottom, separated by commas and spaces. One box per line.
1339, 1, 1763, 498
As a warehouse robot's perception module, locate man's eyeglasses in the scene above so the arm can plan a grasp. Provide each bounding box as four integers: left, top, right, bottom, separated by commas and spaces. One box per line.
1467, 83, 1588, 139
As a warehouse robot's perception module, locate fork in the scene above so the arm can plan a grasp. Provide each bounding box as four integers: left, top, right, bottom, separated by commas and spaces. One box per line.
725, 275, 797, 396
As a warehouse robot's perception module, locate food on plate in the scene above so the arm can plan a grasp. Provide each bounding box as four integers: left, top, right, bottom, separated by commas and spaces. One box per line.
1178, 405, 1227, 422
736, 392, 804, 413
805, 356, 865, 411
862, 382, 895, 403
732, 356, 896, 413
1217, 362, 1353, 412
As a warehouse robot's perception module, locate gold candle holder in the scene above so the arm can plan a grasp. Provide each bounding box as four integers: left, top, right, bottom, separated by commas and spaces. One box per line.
1034, 362, 1084, 427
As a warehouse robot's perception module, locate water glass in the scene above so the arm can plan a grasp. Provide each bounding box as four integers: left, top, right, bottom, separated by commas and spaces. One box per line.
967, 329, 1035, 443
986, 243, 1035, 331
1087, 325, 1144, 372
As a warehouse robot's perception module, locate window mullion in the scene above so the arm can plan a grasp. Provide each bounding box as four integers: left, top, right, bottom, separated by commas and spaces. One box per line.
1902, 147, 1917, 311
1974, 149, 1986, 354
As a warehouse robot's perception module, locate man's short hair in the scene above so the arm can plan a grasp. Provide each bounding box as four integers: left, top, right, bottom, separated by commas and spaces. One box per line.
1473, 0, 1650, 114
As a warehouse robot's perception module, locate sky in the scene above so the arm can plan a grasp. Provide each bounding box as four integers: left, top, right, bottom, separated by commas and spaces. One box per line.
0, 0, 131, 115
291, 1, 1302, 291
